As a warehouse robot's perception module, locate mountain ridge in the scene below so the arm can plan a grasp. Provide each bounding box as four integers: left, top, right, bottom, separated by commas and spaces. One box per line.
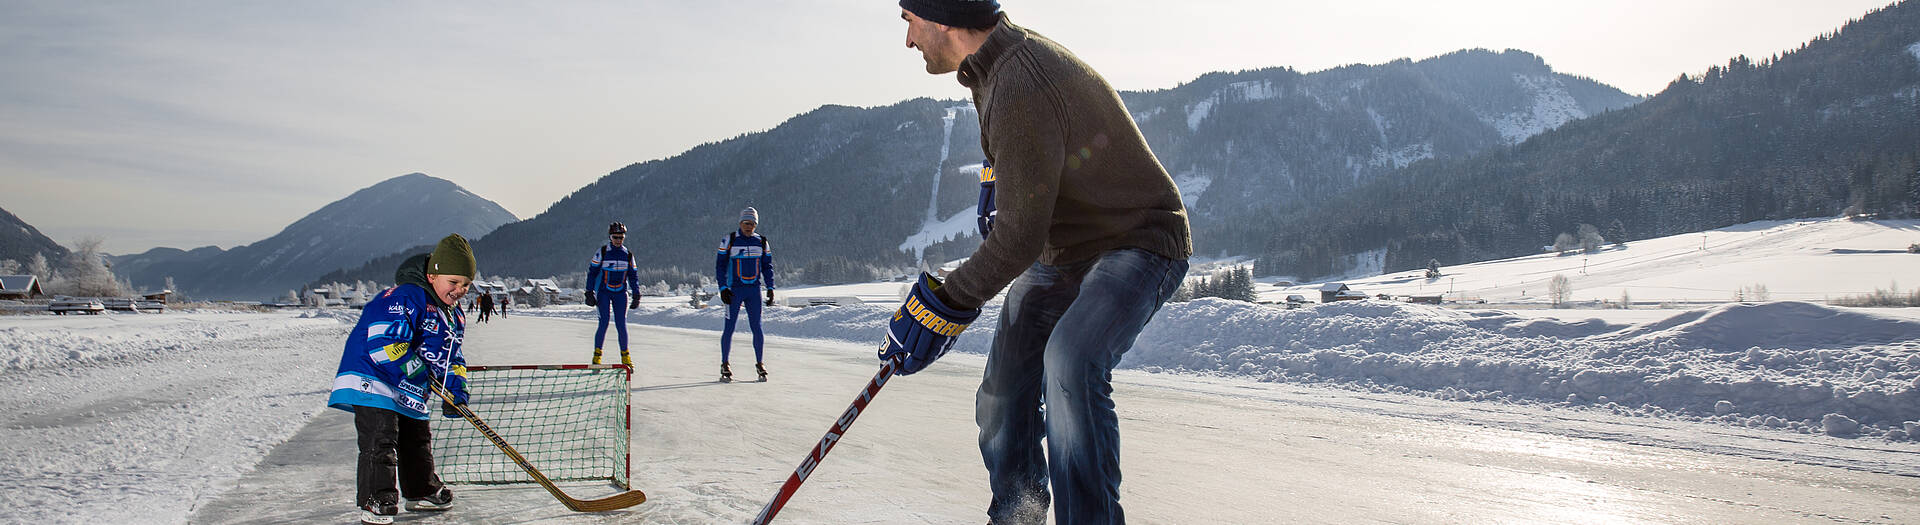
113, 173, 518, 300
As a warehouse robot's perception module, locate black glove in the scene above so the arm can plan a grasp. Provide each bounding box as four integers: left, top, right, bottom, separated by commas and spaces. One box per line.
584, 290, 596, 304
765, 289, 775, 306
442, 401, 462, 418
629, 293, 640, 309
720, 288, 734, 305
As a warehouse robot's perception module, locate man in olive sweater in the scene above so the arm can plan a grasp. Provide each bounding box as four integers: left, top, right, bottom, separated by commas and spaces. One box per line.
882, 1, 1192, 523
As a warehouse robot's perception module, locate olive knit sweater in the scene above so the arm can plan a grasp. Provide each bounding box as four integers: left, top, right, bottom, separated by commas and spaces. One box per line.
940, 15, 1192, 310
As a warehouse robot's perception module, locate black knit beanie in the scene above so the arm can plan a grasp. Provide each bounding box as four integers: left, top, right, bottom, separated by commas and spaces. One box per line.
900, 0, 1001, 29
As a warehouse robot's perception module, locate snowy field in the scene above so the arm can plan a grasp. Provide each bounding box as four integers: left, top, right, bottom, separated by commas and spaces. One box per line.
1265, 217, 1920, 305
0, 217, 1916, 523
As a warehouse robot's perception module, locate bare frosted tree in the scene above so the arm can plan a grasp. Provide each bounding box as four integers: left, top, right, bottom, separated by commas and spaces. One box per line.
27, 253, 51, 281
51, 238, 124, 297
1577, 223, 1605, 253
1548, 274, 1573, 308
0, 259, 19, 275
1552, 233, 1578, 255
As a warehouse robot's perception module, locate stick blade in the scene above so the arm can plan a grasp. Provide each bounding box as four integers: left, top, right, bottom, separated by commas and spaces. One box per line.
567, 489, 649, 512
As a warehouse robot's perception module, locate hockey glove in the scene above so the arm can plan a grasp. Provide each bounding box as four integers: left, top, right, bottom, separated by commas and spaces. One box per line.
442, 400, 462, 418
879, 272, 979, 375
720, 288, 734, 305
976, 159, 996, 238
629, 293, 640, 309
765, 289, 775, 307
585, 290, 596, 304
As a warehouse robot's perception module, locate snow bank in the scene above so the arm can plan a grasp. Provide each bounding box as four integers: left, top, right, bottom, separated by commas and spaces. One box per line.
524, 298, 1920, 437
1129, 300, 1920, 435
0, 309, 351, 372
0, 311, 352, 524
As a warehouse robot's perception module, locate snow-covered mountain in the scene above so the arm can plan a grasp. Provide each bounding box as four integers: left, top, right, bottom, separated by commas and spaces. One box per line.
1128, 49, 1640, 225
0, 206, 68, 266
469, 49, 1638, 282
112, 173, 517, 301
1252, 1, 1920, 279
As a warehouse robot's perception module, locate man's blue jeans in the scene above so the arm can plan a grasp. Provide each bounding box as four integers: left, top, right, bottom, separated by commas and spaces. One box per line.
976, 248, 1187, 524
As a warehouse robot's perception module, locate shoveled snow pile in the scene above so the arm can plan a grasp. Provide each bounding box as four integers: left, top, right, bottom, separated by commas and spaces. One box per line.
1129, 299, 1919, 437
0, 309, 352, 372
0, 311, 351, 525
522, 298, 1920, 437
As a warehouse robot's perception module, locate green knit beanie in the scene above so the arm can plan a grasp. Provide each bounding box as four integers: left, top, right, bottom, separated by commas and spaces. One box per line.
428, 233, 476, 278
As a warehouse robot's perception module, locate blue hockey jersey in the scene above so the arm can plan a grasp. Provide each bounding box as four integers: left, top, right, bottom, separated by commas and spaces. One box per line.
587, 243, 641, 294
327, 255, 469, 420
715, 231, 775, 290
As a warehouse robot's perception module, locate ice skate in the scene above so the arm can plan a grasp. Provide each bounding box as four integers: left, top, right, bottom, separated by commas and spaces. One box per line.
358, 502, 397, 525
405, 487, 454, 511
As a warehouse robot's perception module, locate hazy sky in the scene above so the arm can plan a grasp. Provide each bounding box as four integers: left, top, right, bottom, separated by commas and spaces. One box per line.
0, 0, 1897, 254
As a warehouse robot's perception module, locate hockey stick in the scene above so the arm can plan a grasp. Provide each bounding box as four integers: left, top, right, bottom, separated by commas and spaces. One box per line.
428, 380, 648, 512
751, 355, 902, 524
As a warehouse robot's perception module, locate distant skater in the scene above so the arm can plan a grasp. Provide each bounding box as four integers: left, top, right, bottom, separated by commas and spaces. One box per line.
586, 222, 642, 365
715, 207, 775, 382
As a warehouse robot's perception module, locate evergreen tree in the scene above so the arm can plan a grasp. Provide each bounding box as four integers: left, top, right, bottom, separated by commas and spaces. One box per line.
1228, 266, 1258, 302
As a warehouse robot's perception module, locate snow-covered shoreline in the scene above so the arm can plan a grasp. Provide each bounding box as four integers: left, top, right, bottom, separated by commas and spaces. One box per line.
0, 311, 351, 525
517, 297, 1920, 438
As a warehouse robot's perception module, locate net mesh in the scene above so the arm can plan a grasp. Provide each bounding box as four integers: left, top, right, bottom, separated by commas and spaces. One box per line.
432, 365, 629, 489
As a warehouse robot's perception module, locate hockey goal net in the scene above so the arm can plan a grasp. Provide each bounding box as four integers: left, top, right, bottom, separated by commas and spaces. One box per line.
431, 364, 631, 489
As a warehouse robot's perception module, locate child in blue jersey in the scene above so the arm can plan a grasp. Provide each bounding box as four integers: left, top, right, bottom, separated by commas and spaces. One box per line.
715, 207, 775, 381
327, 234, 474, 525
586, 222, 642, 365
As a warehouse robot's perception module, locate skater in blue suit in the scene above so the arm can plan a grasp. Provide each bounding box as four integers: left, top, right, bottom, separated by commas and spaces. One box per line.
715, 207, 775, 381
586, 222, 642, 366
